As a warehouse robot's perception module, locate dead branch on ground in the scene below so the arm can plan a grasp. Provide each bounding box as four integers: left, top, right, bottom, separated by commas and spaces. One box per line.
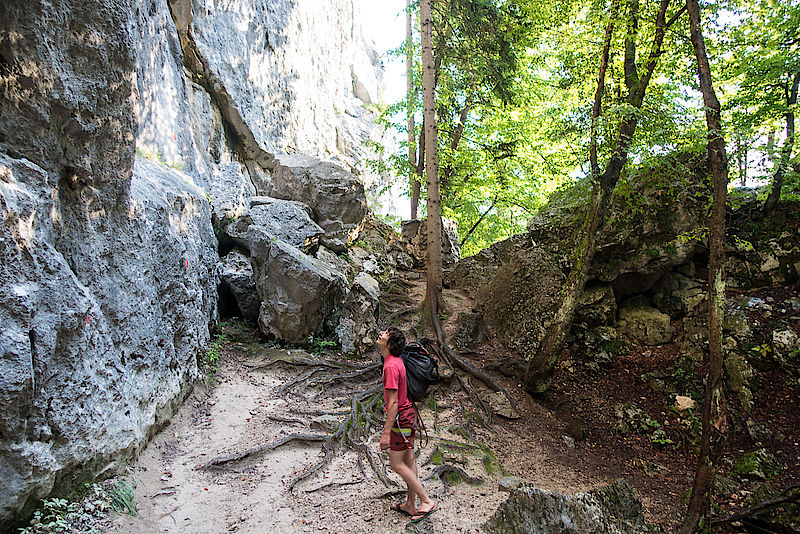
711, 484, 800, 526
199, 433, 328, 468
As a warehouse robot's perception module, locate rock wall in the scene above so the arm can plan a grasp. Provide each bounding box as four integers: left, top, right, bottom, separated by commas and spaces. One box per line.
1, 0, 385, 528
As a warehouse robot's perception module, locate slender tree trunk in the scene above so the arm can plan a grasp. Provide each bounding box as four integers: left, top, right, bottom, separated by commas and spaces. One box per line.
407, 0, 421, 220
763, 71, 799, 215
681, 0, 730, 531
421, 0, 443, 333
590, 0, 619, 177
524, 0, 684, 395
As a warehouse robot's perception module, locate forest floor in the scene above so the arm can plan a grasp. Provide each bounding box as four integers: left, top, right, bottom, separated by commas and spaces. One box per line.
102, 270, 800, 534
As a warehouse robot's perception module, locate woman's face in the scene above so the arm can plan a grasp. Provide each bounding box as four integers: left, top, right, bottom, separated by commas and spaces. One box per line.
376, 329, 390, 349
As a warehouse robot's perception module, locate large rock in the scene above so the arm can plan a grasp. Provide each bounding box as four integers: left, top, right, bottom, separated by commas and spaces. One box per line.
529, 154, 711, 291
447, 234, 535, 295
484, 479, 649, 534
618, 305, 672, 345
0, 155, 217, 529
336, 272, 381, 355
476, 247, 565, 357
652, 272, 705, 318
402, 218, 462, 269
250, 238, 347, 343
218, 249, 260, 322
575, 284, 617, 328
183, 0, 382, 167
226, 196, 324, 255
270, 154, 367, 252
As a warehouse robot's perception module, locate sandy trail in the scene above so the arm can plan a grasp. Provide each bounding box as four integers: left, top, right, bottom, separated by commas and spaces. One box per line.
104, 340, 528, 534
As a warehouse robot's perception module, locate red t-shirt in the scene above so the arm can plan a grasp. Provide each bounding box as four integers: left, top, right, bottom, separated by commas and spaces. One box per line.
383, 354, 415, 427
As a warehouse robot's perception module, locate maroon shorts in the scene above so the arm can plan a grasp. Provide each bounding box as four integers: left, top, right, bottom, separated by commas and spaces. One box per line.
389, 428, 416, 451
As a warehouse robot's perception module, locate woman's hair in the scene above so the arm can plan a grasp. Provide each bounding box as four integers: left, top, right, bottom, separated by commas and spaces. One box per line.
386, 326, 406, 356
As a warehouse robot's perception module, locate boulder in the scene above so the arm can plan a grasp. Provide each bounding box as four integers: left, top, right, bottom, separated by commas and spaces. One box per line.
218, 249, 260, 322
315, 246, 357, 283
488, 392, 521, 420
335, 272, 381, 355
208, 162, 257, 221
575, 284, 617, 328
226, 196, 323, 255
652, 272, 705, 318
0, 156, 217, 529
618, 306, 672, 345
484, 479, 649, 534
476, 247, 565, 358
270, 154, 366, 252
526, 154, 711, 289
447, 234, 541, 296
250, 238, 347, 344
401, 218, 462, 269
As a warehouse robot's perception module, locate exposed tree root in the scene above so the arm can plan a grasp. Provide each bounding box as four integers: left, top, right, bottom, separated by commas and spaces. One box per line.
289, 441, 334, 491
248, 356, 372, 373
267, 415, 304, 424
199, 433, 328, 468
305, 479, 365, 493
277, 368, 322, 396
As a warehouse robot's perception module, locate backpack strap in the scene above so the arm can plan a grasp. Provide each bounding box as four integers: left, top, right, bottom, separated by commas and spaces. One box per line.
411, 400, 429, 449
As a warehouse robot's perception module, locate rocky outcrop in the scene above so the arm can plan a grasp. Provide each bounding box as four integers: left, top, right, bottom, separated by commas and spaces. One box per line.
218, 249, 260, 322
1, 0, 386, 528
0, 154, 217, 529
402, 218, 462, 269
618, 304, 672, 345
484, 479, 649, 534
251, 238, 348, 344
271, 155, 367, 252
450, 156, 711, 358
476, 247, 566, 358
226, 196, 324, 255
335, 272, 381, 355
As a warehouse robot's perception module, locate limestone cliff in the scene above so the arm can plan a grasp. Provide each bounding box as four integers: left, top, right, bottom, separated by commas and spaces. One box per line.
0, 0, 385, 528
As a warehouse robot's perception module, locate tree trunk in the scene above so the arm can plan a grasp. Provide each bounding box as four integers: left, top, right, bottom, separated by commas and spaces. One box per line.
763, 71, 799, 216
680, 0, 730, 531
407, 0, 421, 220
421, 0, 443, 332
590, 0, 619, 177
524, 0, 684, 395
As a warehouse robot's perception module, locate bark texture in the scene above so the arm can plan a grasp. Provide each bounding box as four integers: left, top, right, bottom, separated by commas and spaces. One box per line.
681, 0, 730, 531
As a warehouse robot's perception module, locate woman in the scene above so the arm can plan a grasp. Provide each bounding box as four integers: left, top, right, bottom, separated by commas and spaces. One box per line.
377, 326, 436, 523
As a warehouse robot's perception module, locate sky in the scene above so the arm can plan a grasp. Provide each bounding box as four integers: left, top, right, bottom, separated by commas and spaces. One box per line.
361, 1, 407, 105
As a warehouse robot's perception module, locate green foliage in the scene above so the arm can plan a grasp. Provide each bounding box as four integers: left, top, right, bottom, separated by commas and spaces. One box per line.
107, 479, 137, 517
308, 337, 339, 354
134, 145, 184, 172
201, 326, 227, 383
19, 480, 137, 534
369, 0, 795, 258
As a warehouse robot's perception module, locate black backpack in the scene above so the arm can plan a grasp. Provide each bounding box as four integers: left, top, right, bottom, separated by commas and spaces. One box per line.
401, 343, 440, 402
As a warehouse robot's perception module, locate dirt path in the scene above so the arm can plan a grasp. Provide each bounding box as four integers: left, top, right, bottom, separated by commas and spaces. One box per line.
105, 272, 665, 533
103, 340, 525, 534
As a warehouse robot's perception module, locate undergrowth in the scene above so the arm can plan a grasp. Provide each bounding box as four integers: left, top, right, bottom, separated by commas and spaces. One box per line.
18, 479, 137, 534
